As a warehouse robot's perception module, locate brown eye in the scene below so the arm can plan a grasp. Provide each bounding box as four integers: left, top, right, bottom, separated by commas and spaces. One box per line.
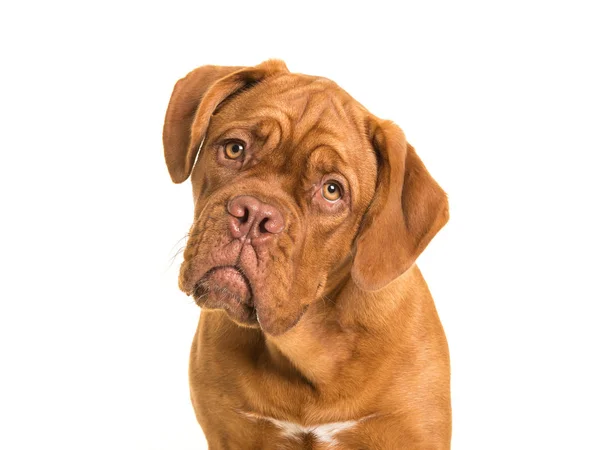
322, 181, 343, 202
224, 141, 245, 159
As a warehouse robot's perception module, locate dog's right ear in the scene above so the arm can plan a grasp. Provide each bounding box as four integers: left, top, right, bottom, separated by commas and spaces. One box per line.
163, 60, 289, 183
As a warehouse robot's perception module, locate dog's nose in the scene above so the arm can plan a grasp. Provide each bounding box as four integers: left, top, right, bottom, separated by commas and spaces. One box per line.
227, 195, 285, 242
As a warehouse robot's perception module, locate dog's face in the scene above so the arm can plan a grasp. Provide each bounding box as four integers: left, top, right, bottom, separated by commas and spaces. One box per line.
181, 74, 378, 335
164, 60, 449, 335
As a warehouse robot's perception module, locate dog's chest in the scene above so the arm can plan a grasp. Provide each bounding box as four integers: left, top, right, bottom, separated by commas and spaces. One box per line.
242, 411, 365, 447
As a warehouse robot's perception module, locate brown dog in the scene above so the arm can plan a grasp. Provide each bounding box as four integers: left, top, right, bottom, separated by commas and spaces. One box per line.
163, 60, 451, 449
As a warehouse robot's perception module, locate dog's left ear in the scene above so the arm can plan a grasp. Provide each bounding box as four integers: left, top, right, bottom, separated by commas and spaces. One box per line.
351, 119, 449, 291
163, 59, 289, 183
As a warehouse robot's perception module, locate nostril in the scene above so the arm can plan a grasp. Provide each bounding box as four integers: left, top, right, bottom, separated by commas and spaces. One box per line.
228, 199, 251, 222
261, 211, 284, 234
240, 208, 250, 224
258, 217, 269, 234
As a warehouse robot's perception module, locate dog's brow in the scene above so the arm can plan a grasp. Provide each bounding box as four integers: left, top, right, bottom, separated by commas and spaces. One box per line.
307, 145, 348, 171
253, 106, 293, 130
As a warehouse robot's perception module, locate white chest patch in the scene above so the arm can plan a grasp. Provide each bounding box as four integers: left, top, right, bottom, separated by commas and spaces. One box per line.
242, 411, 372, 445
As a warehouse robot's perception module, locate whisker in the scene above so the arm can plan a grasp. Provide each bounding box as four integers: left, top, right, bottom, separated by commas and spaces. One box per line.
168, 233, 192, 254
167, 247, 187, 268
166, 230, 206, 268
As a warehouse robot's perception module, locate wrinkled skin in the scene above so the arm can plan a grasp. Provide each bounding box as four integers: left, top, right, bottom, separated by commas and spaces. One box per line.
164, 61, 451, 449
179, 74, 378, 336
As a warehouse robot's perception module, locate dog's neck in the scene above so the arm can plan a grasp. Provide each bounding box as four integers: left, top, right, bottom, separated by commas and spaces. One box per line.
263, 264, 425, 389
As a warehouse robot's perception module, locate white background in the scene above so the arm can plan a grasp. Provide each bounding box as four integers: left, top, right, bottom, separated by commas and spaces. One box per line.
1, 1, 599, 449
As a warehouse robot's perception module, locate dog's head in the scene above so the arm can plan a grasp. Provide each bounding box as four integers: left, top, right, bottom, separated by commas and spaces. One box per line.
163, 60, 448, 335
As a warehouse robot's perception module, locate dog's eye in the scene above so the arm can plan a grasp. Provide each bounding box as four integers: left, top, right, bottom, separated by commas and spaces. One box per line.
322, 181, 343, 202
224, 141, 245, 159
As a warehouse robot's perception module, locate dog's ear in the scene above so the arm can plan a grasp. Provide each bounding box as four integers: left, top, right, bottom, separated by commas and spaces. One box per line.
351, 119, 449, 291
163, 59, 289, 183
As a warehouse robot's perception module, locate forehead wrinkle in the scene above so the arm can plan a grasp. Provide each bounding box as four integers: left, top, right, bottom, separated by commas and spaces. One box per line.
208, 117, 261, 148
249, 106, 294, 162
294, 91, 342, 132
294, 121, 349, 164
307, 145, 348, 173
252, 116, 283, 154
252, 105, 294, 132
261, 75, 348, 123
324, 92, 353, 124
268, 75, 330, 100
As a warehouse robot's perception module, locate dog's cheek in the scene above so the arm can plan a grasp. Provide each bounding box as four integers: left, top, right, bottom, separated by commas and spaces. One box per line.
251, 247, 307, 335
183, 211, 221, 261
179, 203, 232, 293
305, 228, 351, 275
252, 248, 292, 299
190, 148, 220, 199
254, 275, 305, 336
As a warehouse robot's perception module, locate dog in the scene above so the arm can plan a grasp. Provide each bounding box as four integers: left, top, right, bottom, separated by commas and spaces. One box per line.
163, 60, 451, 449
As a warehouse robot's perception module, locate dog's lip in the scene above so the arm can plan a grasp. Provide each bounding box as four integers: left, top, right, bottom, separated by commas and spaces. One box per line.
192, 265, 253, 306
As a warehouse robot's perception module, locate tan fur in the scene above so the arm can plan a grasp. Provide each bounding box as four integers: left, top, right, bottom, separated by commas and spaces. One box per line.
163, 60, 451, 449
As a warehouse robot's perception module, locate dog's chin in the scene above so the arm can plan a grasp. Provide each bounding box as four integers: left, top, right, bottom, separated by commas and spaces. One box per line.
190, 265, 308, 335
192, 266, 259, 327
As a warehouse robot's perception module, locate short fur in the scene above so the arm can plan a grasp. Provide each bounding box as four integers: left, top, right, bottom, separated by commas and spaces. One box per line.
163, 60, 451, 449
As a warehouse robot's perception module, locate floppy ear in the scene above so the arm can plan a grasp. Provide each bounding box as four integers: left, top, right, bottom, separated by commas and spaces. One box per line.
163, 59, 289, 183
351, 119, 449, 291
